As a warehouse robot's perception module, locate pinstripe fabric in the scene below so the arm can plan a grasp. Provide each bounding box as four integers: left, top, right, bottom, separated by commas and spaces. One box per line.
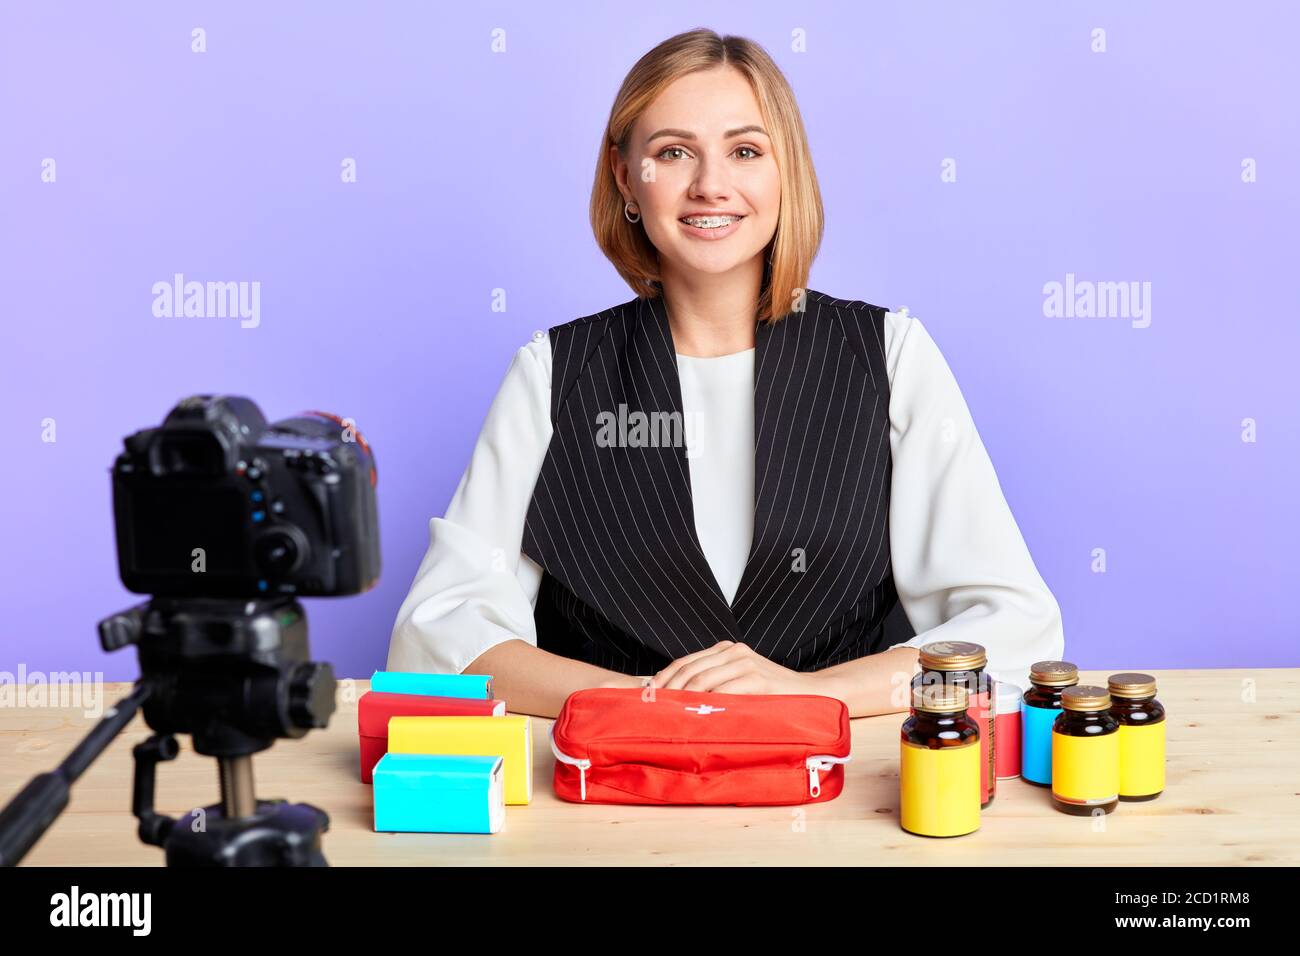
521, 289, 904, 675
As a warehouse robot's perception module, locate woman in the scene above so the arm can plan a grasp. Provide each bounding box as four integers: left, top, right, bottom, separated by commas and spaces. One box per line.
387, 28, 1064, 718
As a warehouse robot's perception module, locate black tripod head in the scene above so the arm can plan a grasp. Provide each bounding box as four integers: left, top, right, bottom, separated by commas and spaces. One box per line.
100, 595, 337, 865
100, 596, 337, 758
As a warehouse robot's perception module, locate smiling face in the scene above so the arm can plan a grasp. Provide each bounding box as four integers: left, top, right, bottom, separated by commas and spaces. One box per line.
613, 66, 781, 281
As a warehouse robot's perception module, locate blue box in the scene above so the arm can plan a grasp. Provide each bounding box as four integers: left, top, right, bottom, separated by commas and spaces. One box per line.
370, 671, 493, 700
373, 753, 505, 834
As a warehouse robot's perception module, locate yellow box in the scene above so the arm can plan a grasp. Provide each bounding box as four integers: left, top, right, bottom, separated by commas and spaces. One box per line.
388, 715, 532, 805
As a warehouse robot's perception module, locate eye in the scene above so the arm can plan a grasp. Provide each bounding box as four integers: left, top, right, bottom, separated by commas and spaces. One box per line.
657, 146, 690, 161
735, 146, 762, 160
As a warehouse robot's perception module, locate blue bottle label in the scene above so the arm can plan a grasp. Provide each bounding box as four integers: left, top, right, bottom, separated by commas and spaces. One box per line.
1021, 701, 1060, 784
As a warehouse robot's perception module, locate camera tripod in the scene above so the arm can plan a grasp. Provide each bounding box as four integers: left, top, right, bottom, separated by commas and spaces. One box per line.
0, 596, 336, 867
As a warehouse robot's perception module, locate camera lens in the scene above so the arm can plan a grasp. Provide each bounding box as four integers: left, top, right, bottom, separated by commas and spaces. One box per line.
254, 526, 308, 574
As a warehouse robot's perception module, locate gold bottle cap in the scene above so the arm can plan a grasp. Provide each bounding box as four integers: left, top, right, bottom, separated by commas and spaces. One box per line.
1061, 684, 1112, 712
918, 641, 987, 672
1108, 672, 1157, 698
912, 683, 969, 713
1029, 660, 1079, 687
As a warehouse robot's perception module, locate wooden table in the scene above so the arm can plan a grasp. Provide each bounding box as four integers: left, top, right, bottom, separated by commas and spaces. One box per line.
2, 670, 1296, 866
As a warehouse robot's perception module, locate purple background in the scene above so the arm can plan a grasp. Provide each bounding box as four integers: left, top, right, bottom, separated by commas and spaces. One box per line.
2, 3, 1296, 681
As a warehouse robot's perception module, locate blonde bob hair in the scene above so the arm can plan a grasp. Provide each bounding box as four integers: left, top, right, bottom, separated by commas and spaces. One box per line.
590, 28, 824, 324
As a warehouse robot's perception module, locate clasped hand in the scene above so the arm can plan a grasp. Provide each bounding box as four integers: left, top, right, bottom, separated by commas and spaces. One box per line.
646, 640, 824, 695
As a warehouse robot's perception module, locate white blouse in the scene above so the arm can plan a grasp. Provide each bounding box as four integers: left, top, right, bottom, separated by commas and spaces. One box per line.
386, 307, 1065, 694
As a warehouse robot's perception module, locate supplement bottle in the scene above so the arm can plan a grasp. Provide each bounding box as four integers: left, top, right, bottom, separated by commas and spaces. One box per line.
912, 641, 995, 806
1108, 672, 1165, 801
1022, 661, 1079, 786
900, 684, 981, 837
1051, 684, 1119, 816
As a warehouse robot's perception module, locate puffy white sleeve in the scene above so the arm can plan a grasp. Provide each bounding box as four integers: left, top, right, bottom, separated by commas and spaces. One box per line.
385, 336, 553, 675
883, 309, 1065, 692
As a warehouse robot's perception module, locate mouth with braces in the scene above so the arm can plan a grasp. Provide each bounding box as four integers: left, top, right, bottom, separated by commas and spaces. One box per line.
679, 214, 744, 229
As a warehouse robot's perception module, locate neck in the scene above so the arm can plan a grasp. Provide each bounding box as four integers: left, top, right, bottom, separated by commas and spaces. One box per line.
659, 255, 763, 357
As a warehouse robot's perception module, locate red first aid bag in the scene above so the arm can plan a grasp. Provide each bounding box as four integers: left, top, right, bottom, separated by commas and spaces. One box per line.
548, 687, 851, 805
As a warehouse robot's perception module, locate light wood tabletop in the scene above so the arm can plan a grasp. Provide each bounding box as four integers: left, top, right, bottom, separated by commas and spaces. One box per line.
2, 669, 1296, 866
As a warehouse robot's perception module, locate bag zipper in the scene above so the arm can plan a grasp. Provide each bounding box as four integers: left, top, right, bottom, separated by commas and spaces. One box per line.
806, 754, 851, 798
549, 726, 592, 800
551, 726, 850, 801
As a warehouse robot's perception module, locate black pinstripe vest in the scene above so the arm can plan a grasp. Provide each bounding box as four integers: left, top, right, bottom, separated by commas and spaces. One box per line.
520, 289, 911, 676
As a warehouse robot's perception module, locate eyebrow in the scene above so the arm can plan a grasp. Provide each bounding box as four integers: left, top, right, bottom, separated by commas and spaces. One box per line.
645, 125, 769, 144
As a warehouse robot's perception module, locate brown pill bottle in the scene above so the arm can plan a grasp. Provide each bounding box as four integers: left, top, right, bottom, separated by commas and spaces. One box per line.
911, 641, 995, 807
899, 684, 981, 838
1021, 660, 1079, 787
1108, 673, 1166, 801
1051, 685, 1120, 816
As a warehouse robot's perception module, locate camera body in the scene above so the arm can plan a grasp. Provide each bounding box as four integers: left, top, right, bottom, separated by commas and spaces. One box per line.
111, 394, 379, 598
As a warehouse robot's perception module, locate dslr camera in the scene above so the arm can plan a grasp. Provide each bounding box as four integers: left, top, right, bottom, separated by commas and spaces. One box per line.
111, 394, 380, 598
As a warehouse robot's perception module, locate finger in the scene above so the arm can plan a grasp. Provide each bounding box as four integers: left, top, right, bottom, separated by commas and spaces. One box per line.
710, 676, 762, 695
659, 646, 743, 690
652, 640, 736, 686
681, 659, 753, 693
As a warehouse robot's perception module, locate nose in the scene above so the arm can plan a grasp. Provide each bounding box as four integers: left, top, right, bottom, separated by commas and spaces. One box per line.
690, 151, 732, 204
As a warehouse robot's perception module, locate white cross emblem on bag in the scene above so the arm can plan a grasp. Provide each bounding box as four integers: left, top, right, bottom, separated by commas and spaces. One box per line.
684, 705, 726, 715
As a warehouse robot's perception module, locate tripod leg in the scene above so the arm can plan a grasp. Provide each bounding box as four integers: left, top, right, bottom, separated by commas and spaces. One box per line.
132, 734, 180, 848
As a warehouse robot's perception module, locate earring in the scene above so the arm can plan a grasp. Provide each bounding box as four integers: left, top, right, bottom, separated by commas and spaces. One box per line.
623, 200, 641, 223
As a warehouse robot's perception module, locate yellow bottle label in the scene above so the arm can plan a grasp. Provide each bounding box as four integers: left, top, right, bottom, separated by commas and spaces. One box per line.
1118, 721, 1165, 796
1051, 729, 1119, 804
900, 739, 981, 836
